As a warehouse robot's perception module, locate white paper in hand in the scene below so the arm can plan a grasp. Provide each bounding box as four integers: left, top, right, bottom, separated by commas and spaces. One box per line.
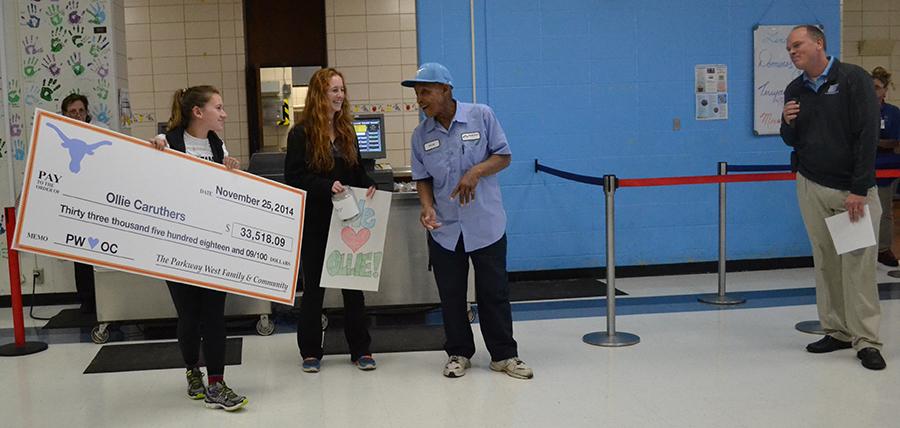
824, 205, 876, 255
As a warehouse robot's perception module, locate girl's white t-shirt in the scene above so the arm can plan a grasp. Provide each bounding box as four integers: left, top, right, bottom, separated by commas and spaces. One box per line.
158, 132, 229, 161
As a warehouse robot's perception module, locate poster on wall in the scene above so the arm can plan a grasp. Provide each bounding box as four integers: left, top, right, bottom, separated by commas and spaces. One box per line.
695, 64, 728, 120
320, 188, 391, 292
753, 25, 803, 135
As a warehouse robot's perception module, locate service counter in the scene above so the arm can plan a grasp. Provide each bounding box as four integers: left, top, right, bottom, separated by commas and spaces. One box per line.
91, 267, 273, 343
90, 190, 470, 342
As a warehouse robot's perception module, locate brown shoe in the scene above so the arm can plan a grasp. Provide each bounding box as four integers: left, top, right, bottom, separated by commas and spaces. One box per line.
878, 250, 899, 267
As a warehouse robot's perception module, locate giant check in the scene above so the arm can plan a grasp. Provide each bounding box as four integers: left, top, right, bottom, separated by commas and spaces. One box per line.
12, 109, 305, 304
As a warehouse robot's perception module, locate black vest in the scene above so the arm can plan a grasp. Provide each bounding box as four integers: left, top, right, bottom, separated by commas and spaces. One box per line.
165, 127, 225, 164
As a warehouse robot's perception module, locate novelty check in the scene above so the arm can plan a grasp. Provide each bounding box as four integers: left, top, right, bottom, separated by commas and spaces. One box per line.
12, 109, 305, 304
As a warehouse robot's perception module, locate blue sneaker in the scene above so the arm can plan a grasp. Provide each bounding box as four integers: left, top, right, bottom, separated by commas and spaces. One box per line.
355, 355, 376, 371
302, 357, 320, 373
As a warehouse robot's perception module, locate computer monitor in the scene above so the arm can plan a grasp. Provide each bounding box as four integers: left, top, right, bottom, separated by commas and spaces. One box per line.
353, 114, 386, 160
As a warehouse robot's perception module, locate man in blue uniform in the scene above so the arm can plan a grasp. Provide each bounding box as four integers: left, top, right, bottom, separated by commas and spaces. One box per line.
872, 66, 900, 267
402, 63, 532, 379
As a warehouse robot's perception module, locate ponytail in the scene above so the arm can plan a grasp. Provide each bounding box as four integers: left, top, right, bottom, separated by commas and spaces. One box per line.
166, 85, 220, 131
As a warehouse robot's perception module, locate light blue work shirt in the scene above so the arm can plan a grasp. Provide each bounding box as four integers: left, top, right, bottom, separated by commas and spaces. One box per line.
803, 56, 835, 92
411, 101, 511, 252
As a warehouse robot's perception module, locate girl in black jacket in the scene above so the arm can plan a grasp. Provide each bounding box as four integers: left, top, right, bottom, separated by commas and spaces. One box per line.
151, 85, 247, 411
284, 68, 377, 373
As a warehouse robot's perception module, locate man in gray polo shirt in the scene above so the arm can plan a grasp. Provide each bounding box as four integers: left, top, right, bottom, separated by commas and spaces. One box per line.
403, 63, 532, 379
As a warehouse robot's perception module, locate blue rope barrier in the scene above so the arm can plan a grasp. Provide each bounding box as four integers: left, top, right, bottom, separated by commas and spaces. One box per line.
534, 159, 605, 186
725, 164, 791, 173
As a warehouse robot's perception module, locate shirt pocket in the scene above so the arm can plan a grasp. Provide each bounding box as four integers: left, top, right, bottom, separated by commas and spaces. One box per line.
461, 131, 487, 170
423, 141, 451, 187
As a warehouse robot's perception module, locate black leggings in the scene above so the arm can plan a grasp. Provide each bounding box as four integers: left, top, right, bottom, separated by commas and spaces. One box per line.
167, 282, 227, 376
73, 262, 95, 311
296, 236, 371, 361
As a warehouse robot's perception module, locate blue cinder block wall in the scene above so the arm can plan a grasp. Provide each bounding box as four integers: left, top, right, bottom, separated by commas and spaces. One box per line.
415, 0, 841, 272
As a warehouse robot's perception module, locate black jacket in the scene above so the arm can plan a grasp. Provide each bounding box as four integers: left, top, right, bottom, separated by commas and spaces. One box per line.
284, 125, 375, 224
165, 127, 226, 164
780, 58, 880, 196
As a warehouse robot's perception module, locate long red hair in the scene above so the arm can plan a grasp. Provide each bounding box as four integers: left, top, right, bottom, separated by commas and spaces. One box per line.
300, 68, 358, 172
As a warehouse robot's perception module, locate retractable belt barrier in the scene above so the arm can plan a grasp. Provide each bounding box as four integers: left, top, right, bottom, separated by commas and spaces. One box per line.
534, 159, 900, 347
0, 207, 48, 356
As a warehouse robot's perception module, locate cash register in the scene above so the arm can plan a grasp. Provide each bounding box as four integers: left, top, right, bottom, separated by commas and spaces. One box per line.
353, 114, 394, 191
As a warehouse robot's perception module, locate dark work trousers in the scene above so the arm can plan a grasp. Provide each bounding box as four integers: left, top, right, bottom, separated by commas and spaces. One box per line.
429, 233, 517, 361
73, 262, 96, 313
166, 281, 227, 376
297, 228, 371, 362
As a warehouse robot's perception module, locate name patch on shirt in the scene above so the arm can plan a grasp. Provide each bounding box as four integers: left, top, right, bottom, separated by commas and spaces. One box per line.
461, 132, 481, 141
825, 84, 839, 95
424, 139, 441, 151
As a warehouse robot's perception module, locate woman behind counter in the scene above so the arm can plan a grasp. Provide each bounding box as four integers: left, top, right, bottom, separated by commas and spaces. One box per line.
151, 85, 247, 411
285, 68, 377, 373
873, 67, 900, 267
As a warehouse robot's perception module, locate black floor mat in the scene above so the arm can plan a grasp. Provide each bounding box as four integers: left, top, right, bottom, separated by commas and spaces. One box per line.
84, 337, 242, 374
509, 278, 625, 302
42, 308, 97, 329
323, 324, 444, 356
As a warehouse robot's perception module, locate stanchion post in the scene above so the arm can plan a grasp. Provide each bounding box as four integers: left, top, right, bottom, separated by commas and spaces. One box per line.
794, 320, 825, 335
0, 207, 48, 356
699, 162, 745, 305
583, 175, 639, 347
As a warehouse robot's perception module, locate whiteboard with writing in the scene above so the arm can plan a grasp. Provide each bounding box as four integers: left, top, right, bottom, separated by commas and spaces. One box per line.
753, 25, 802, 135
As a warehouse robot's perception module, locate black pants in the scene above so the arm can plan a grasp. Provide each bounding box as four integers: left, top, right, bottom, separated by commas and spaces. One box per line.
429, 234, 517, 361
297, 240, 371, 362
167, 282, 227, 376
73, 262, 95, 313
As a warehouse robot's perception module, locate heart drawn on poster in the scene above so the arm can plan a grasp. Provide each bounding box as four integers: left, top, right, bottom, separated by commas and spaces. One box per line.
341, 227, 370, 253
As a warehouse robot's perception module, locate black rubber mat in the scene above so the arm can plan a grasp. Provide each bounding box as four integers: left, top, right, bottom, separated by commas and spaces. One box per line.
323, 324, 445, 356
42, 308, 97, 329
84, 337, 242, 374
878, 282, 900, 299
509, 278, 625, 302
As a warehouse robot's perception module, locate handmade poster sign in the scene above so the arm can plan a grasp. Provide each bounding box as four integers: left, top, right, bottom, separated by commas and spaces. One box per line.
320, 187, 392, 291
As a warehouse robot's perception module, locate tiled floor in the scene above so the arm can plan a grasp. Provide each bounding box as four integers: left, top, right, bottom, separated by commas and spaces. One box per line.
1, 266, 899, 427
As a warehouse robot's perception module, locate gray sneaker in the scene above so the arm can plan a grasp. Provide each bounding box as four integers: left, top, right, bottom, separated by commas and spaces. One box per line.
443, 355, 471, 378
204, 381, 248, 411
185, 368, 206, 399
490, 357, 533, 380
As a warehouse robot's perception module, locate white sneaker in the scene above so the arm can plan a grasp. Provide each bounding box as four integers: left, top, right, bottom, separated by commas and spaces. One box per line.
490, 357, 533, 380
443, 355, 471, 378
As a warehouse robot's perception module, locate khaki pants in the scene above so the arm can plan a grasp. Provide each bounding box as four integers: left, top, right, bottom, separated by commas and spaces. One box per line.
796, 173, 882, 350
876, 179, 899, 252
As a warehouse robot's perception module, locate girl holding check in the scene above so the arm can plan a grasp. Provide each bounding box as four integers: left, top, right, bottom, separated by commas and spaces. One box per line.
150, 85, 247, 412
